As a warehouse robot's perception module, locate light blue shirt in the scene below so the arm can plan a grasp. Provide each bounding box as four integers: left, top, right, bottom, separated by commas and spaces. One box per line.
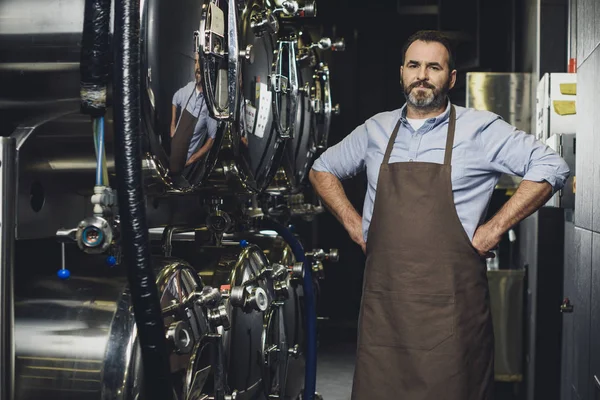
172, 82, 218, 160
311, 101, 570, 242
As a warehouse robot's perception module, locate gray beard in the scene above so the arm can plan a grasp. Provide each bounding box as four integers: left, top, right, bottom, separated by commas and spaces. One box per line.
404, 82, 449, 111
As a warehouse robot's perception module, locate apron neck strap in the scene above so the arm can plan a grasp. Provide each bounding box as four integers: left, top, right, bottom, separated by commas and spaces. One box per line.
383, 104, 457, 165
444, 105, 456, 166
383, 119, 402, 164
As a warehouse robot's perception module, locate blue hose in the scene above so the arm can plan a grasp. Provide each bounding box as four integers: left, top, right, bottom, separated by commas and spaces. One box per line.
262, 219, 317, 400
96, 117, 105, 186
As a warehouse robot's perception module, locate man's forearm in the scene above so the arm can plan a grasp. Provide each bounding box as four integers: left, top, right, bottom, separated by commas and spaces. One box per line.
309, 170, 362, 230
485, 180, 553, 235
188, 139, 214, 164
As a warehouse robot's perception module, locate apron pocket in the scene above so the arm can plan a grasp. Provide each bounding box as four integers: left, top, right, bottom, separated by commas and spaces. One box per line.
360, 290, 455, 350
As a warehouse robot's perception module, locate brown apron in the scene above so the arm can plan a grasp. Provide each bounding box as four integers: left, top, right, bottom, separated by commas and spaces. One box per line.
170, 109, 198, 175
351, 106, 495, 400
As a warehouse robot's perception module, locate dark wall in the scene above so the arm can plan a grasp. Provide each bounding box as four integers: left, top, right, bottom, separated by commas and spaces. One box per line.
308, 0, 523, 322
561, 0, 600, 398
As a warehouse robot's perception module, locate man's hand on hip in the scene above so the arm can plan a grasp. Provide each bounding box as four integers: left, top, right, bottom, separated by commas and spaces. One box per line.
346, 218, 366, 254
471, 223, 501, 259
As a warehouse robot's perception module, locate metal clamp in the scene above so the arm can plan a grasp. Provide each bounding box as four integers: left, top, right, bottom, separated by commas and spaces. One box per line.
207, 304, 231, 330
271, 39, 300, 139
230, 286, 269, 312
197, 0, 241, 120
166, 321, 194, 354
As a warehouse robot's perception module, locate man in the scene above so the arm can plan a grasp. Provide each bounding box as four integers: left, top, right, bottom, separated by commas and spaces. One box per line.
309, 30, 569, 400
170, 52, 218, 176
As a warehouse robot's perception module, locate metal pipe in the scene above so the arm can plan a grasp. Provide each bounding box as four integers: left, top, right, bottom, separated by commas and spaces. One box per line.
261, 218, 317, 400
0, 137, 16, 400
161, 226, 199, 257
112, 0, 174, 398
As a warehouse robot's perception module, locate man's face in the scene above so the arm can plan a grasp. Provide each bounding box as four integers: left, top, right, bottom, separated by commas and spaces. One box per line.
195, 54, 202, 84
400, 40, 456, 110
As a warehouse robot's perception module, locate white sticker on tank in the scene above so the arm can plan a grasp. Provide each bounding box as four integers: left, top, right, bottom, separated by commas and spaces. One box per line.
254, 82, 271, 138
245, 103, 257, 136
208, 3, 225, 37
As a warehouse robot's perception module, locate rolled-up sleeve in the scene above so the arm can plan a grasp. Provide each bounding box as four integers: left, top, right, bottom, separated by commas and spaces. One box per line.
479, 115, 570, 193
311, 122, 368, 180
172, 88, 183, 107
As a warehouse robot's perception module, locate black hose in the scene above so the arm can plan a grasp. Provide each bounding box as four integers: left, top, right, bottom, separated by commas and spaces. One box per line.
80, 0, 111, 116
112, 0, 174, 399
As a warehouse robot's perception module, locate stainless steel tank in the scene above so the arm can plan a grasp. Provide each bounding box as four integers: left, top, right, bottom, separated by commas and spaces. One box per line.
191, 243, 276, 399
206, 0, 289, 194
14, 253, 214, 400
276, 29, 319, 193
1, 0, 226, 192
222, 232, 306, 400
160, 234, 297, 399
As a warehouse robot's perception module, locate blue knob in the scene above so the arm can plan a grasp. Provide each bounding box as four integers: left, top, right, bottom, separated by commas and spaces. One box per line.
288, 224, 295, 233
57, 269, 71, 280
106, 255, 117, 267
240, 240, 249, 248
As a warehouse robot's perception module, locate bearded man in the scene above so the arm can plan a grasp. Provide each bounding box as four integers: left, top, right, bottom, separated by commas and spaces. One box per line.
309, 30, 569, 400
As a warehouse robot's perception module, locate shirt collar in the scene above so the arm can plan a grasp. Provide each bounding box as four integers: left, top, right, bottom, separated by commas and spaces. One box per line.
399, 98, 452, 128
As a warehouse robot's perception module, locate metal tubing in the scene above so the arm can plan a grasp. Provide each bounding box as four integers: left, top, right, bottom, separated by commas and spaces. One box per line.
0, 137, 16, 400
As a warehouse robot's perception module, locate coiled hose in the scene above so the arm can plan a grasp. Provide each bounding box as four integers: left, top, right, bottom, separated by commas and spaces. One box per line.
262, 218, 318, 400
112, 0, 174, 399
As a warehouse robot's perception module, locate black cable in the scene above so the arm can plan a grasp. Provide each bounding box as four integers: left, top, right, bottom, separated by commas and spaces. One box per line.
80, 0, 111, 116
112, 0, 174, 398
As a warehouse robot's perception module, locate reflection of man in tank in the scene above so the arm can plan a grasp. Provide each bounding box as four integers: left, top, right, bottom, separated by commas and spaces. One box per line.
169, 53, 217, 176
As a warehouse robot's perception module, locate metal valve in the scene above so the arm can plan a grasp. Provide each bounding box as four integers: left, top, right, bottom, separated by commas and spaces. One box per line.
230, 286, 269, 312
57, 216, 114, 255
195, 286, 222, 307
250, 9, 279, 37
248, 287, 269, 311
239, 44, 255, 64
273, 280, 289, 300
270, 263, 288, 281
289, 262, 304, 279
276, 0, 316, 17
307, 248, 339, 262
166, 321, 193, 354
208, 304, 231, 330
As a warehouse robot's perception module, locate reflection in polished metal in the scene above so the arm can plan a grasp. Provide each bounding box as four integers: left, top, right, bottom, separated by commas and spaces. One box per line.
466, 72, 532, 190
14, 256, 211, 400
0, 138, 16, 400
315, 63, 336, 150
141, 0, 225, 192
271, 38, 300, 140
465, 72, 532, 133
222, 0, 286, 193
